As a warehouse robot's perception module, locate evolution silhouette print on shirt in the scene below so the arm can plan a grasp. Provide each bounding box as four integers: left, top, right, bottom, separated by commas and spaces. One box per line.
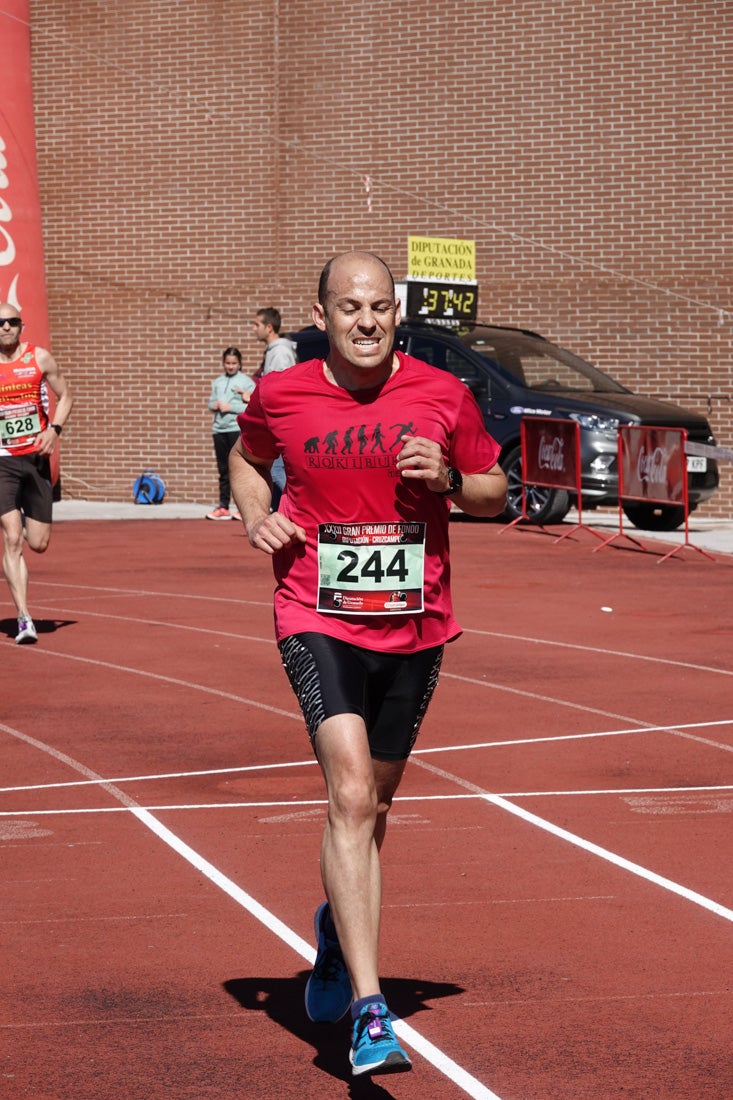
303, 421, 417, 470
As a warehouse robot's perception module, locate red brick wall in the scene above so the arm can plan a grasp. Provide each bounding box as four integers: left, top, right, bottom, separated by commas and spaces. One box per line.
24, 0, 732, 513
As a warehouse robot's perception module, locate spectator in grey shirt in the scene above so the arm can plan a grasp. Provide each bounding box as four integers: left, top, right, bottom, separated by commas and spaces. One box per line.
252, 307, 297, 506
252, 307, 297, 376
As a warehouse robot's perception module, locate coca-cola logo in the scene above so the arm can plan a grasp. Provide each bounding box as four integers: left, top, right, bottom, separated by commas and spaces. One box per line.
0, 136, 16, 267
637, 446, 668, 484
537, 433, 565, 471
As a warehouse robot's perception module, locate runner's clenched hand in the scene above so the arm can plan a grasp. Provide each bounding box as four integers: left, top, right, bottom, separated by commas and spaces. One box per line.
395, 434, 450, 494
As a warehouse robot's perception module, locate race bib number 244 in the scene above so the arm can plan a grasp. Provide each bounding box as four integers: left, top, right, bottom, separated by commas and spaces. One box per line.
317, 521, 426, 615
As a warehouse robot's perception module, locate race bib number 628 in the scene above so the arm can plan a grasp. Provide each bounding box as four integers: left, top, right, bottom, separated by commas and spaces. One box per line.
317, 521, 426, 615
0, 403, 42, 449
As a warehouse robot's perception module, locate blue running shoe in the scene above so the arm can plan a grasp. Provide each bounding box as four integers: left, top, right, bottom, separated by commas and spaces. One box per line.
305, 902, 352, 1023
349, 1002, 412, 1076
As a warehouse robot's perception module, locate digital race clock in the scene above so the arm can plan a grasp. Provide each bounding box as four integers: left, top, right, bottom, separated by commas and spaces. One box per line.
405, 280, 478, 324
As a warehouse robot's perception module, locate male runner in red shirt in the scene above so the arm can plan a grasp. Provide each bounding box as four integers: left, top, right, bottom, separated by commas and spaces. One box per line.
230, 252, 506, 1076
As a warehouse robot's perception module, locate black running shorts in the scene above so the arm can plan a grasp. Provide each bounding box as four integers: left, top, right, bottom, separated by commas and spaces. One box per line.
278, 632, 444, 761
0, 453, 53, 523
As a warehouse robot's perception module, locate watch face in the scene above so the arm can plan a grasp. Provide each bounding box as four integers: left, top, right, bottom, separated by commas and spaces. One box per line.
440, 467, 462, 495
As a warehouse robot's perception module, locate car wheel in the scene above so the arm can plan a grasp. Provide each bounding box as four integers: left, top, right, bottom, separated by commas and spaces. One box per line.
500, 444, 571, 525
622, 502, 686, 531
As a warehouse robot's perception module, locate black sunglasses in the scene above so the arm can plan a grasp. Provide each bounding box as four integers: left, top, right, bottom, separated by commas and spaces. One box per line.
0, 317, 22, 328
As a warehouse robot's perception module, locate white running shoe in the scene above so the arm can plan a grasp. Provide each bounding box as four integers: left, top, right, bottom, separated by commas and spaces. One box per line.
16, 617, 38, 645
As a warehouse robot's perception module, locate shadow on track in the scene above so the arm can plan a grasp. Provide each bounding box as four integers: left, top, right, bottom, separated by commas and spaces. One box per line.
1, 615, 77, 640
223, 972, 464, 1093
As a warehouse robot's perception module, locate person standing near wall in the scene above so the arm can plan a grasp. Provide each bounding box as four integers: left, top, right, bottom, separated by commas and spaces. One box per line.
205, 347, 254, 521
0, 303, 73, 643
252, 307, 297, 377
252, 307, 298, 509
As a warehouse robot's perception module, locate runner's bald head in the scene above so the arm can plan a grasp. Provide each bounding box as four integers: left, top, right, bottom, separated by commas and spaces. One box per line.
317, 252, 395, 310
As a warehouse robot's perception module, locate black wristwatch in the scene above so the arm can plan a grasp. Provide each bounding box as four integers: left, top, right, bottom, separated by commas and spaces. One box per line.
51, 424, 63, 435
437, 467, 463, 496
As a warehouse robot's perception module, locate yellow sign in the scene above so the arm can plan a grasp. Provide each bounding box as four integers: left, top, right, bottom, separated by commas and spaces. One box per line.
408, 236, 476, 280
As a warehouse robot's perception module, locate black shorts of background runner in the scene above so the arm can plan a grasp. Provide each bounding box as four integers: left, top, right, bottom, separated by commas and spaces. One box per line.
0, 453, 53, 523
279, 632, 444, 761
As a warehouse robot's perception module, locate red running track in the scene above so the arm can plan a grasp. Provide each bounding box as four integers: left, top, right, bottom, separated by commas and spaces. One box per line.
1, 517, 732, 1099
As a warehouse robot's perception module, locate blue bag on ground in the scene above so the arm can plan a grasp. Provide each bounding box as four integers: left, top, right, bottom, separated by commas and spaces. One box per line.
132, 469, 165, 504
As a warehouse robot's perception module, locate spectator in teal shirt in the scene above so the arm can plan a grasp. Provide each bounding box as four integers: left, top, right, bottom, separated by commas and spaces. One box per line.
206, 346, 255, 520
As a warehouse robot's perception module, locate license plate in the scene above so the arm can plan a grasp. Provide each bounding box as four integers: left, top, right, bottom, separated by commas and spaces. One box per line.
686, 455, 707, 473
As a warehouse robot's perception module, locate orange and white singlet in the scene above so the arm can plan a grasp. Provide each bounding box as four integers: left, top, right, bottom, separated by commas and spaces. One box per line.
0, 345, 49, 457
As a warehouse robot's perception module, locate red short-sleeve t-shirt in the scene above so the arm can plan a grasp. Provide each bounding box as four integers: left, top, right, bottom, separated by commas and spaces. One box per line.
238, 352, 500, 654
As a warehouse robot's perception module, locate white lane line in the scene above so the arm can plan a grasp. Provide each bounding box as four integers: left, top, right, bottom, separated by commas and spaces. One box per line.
30, 600, 277, 643
0, 756, 317, 794
388, 895, 617, 908
414, 758, 733, 925
416, 718, 733, 756
26, 588, 733, 678
0, 800, 329, 816
485, 792, 733, 924
463, 628, 733, 678
441, 671, 675, 725
130, 806, 316, 958
4, 786, 733, 817
1, 1011, 253, 1031
134, 806, 502, 1100
464, 988, 731, 1008
2, 912, 190, 925
2, 721, 504, 1100
441, 672, 733, 753
5, 777, 733, 925
31, 582, 273, 608
0, 652, 302, 721
8, 646, 726, 778
2, 716, 731, 794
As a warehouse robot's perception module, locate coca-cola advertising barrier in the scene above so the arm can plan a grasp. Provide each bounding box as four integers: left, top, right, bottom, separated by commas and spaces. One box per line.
593, 424, 714, 562
501, 416, 604, 541
521, 416, 579, 490
619, 425, 685, 505
0, 2, 57, 481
